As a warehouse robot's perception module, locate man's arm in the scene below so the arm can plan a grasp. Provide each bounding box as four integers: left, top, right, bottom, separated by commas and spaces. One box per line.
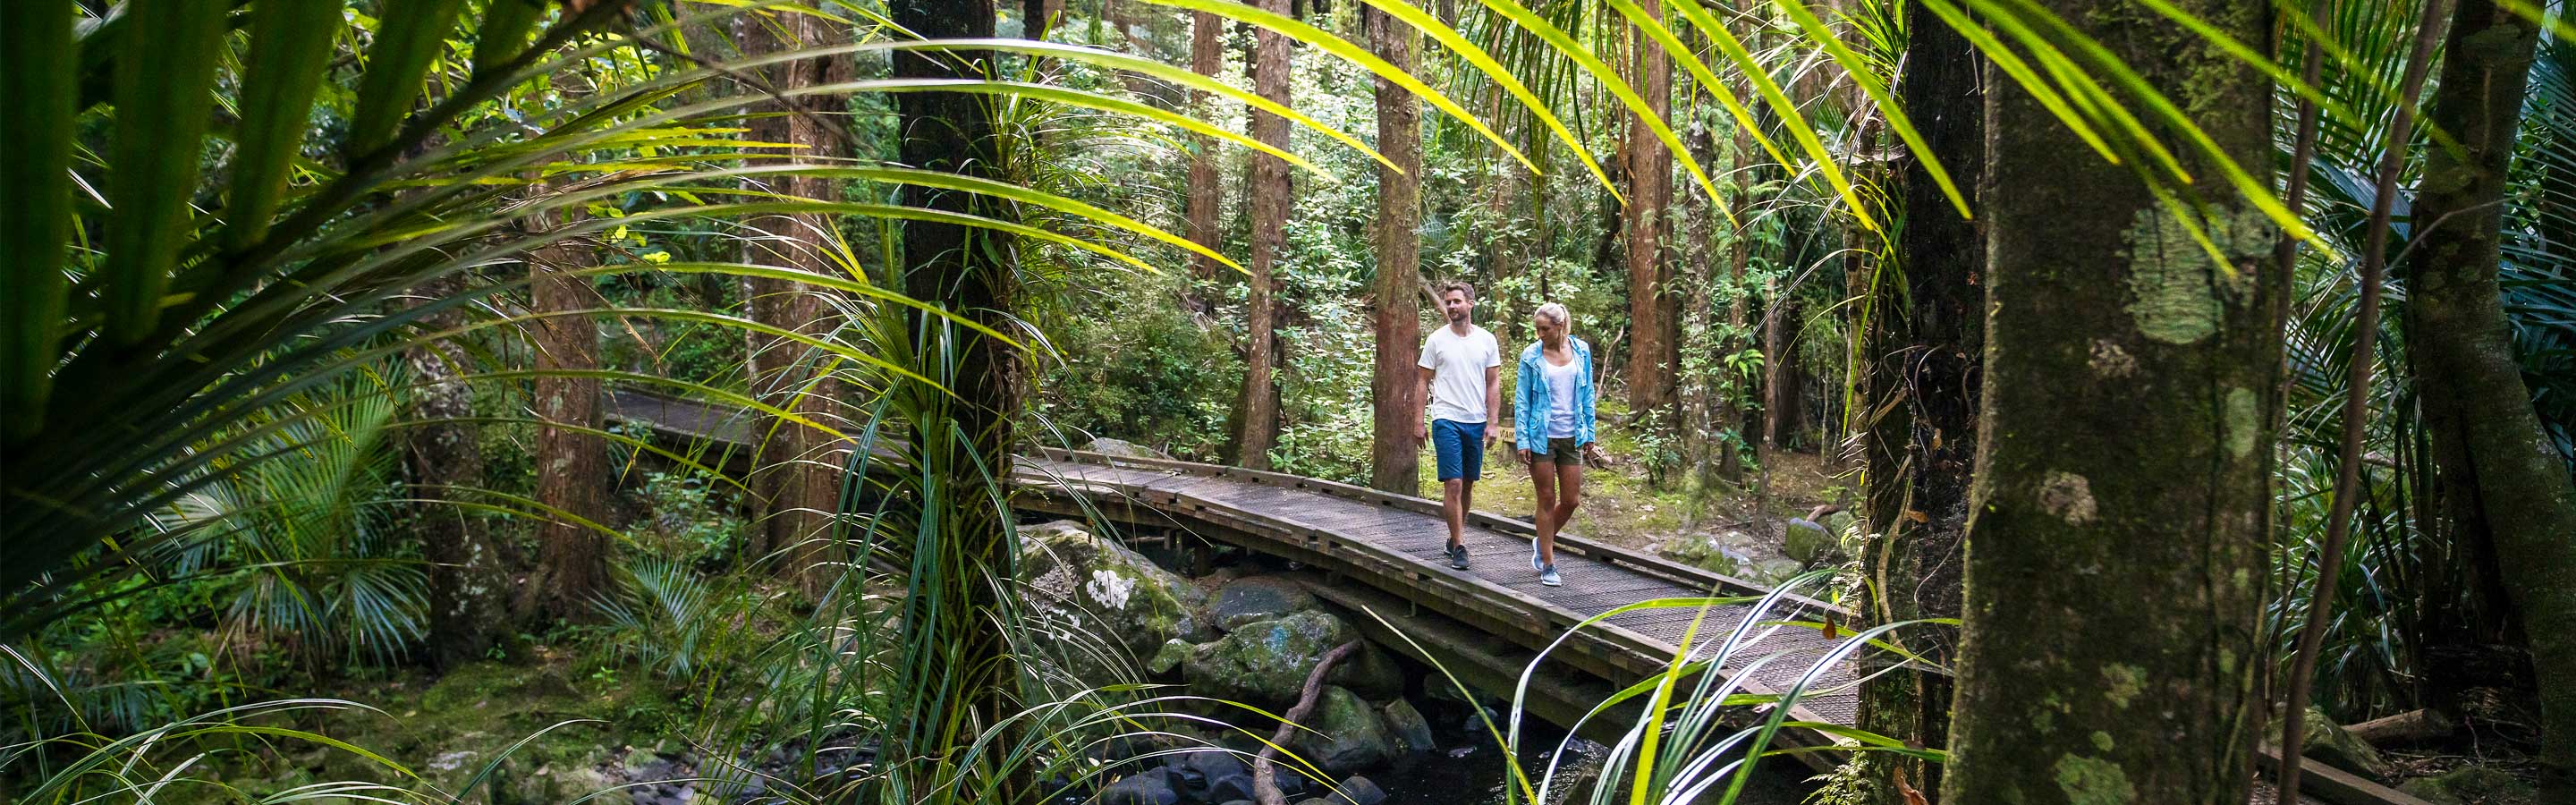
1416, 364, 1436, 445
1483, 363, 1502, 448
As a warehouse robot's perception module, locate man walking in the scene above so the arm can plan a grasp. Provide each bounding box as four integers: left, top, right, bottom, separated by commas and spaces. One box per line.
1415, 282, 1502, 570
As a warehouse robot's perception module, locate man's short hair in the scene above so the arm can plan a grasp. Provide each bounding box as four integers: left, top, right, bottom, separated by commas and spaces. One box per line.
1440, 281, 1476, 301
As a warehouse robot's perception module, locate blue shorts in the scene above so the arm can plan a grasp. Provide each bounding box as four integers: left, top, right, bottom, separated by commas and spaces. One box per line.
1432, 419, 1487, 482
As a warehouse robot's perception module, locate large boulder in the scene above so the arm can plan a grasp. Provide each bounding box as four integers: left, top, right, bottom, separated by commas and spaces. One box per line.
2298, 705, 2395, 781
1782, 518, 1841, 565
2399, 765, 2538, 805
1291, 687, 1398, 773
1660, 530, 1776, 578
1326, 775, 1389, 805
1097, 768, 1182, 805
1381, 699, 1436, 753
1183, 610, 1358, 707
1019, 521, 1212, 659
1211, 576, 1317, 631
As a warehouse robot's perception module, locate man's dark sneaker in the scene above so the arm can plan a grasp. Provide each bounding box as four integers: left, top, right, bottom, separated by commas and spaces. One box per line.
1447, 543, 1470, 570
1539, 564, 1563, 587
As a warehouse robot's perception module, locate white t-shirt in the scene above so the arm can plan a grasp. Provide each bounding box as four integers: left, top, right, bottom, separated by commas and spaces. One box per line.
1419, 324, 1501, 424
1545, 354, 1580, 438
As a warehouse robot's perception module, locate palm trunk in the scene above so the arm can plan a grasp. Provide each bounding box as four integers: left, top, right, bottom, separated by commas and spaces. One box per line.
1367, 4, 1421, 495
1938, 1, 2275, 802
526, 209, 608, 621
891, 0, 1021, 791
1623, 0, 1675, 420
1232, 0, 1292, 470
2402, 2, 2576, 795
737, 9, 848, 588
1855, 6, 1981, 801
406, 273, 512, 668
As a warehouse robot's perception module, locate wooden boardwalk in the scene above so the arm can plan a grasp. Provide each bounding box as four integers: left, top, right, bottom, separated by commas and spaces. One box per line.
610, 389, 2424, 803
610, 390, 1862, 762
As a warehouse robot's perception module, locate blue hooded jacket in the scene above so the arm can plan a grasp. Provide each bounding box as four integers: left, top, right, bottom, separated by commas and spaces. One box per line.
1513, 336, 1597, 455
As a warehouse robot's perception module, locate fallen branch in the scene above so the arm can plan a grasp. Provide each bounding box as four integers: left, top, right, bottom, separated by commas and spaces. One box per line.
2347, 708, 2457, 747
1254, 640, 1361, 805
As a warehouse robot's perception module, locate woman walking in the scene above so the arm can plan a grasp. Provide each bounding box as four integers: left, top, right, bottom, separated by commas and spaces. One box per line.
1514, 303, 1601, 587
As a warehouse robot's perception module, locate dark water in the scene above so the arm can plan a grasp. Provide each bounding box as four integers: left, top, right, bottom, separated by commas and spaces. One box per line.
1375, 700, 1818, 805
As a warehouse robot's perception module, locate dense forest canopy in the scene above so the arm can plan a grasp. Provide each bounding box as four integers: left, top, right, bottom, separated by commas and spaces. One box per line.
3, 0, 2572, 803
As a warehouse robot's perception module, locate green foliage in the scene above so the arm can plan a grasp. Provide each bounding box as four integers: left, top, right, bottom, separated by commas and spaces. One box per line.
622, 470, 750, 568
1040, 284, 1244, 462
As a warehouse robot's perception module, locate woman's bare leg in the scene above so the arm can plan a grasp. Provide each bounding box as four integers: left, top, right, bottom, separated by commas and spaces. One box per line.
1545, 459, 1583, 564
1530, 455, 1558, 566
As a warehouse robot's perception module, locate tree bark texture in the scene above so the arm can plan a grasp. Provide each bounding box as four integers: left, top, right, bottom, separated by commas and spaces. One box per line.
1624, 0, 1676, 419
1762, 289, 1802, 450
1855, 8, 1981, 801
737, 9, 850, 586
1367, 4, 1422, 495
2402, 2, 2576, 794
526, 211, 609, 621
405, 273, 511, 667
890, 0, 1021, 786
1939, 2, 2276, 803
1186, 11, 1224, 294
1233, 0, 1292, 470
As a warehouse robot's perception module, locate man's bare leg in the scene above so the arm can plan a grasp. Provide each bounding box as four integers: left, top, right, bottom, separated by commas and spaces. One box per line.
1442, 478, 1466, 549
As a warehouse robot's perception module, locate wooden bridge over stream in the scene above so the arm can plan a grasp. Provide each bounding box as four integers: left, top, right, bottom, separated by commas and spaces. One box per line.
609, 390, 1861, 767
606, 391, 2413, 803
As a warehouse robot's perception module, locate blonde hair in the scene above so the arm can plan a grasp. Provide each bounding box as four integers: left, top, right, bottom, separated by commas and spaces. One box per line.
1535, 302, 1572, 330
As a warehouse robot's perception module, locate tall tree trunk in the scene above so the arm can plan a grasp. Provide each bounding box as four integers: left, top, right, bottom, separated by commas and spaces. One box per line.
1367, 4, 1421, 494
1624, 0, 1675, 420
406, 273, 511, 667
738, 10, 849, 587
1940, 1, 2277, 802
890, 0, 1021, 792
1855, 7, 1982, 801
1232, 0, 1292, 470
525, 211, 608, 621
2403, 2, 2576, 794
1184, 11, 1223, 308
1761, 290, 1802, 450
1022, 0, 1059, 39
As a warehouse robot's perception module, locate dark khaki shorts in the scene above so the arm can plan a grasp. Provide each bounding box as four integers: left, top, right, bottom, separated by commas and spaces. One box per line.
1530, 436, 1584, 465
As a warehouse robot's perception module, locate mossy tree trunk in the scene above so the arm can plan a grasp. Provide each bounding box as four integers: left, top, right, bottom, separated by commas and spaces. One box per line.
1368, 4, 1422, 494
525, 209, 608, 622
1938, 2, 2277, 802
1232, 0, 1292, 470
406, 272, 512, 668
1624, 0, 1676, 421
1855, 6, 1980, 801
2402, 1, 2576, 794
737, 9, 849, 588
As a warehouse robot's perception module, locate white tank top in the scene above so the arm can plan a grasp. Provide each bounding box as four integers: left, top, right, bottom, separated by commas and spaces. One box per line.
1544, 354, 1580, 439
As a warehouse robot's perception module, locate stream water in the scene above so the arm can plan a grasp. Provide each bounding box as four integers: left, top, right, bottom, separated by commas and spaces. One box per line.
1380, 698, 1819, 805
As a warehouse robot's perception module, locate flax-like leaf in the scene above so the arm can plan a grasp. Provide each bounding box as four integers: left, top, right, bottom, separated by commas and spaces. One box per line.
349, 0, 470, 155
1771, 0, 1973, 219
896, 39, 1399, 172
229, 0, 346, 250
1351, 0, 1621, 200
473, 0, 551, 77
2, 0, 76, 438
102, 0, 229, 345
1135, 0, 1540, 174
